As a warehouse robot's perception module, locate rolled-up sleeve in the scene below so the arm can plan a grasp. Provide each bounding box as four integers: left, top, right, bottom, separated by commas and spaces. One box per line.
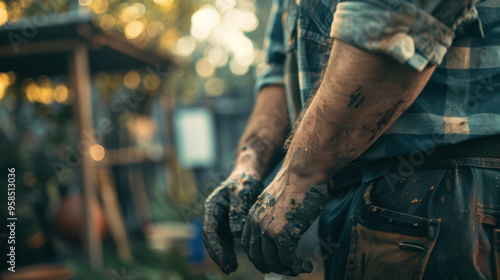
330, 0, 477, 71
254, 0, 286, 95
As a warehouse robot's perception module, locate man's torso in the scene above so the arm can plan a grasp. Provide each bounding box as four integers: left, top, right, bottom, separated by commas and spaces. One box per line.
274, 0, 500, 159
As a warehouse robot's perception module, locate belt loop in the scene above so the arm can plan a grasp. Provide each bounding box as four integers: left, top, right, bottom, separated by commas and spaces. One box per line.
446, 159, 459, 192
450, 159, 458, 170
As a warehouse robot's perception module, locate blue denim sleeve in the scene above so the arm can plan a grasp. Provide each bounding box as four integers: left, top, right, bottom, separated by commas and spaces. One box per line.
254, 0, 286, 95
330, 0, 479, 71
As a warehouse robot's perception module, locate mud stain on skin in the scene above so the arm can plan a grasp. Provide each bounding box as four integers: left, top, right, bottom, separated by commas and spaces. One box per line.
202, 185, 237, 274
229, 182, 263, 233
262, 181, 327, 276
255, 192, 277, 218
282, 181, 328, 239
368, 100, 406, 144
241, 182, 329, 276
242, 134, 271, 166
203, 173, 265, 274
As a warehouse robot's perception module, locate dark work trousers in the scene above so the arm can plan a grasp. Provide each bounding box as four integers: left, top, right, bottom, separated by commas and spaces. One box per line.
319, 157, 500, 280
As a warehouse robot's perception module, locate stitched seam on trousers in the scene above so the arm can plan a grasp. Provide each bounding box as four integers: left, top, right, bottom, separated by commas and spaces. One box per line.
473, 167, 480, 267
345, 216, 358, 279
494, 229, 500, 279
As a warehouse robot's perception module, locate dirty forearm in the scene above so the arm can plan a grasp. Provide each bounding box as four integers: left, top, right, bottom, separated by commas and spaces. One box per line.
236, 85, 289, 179
282, 40, 436, 189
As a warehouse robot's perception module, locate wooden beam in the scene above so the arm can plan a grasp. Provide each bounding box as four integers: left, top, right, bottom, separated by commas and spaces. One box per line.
97, 168, 133, 262
68, 45, 102, 269
93, 33, 171, 70
0, 39, 83, 57
100, 147, 165, 166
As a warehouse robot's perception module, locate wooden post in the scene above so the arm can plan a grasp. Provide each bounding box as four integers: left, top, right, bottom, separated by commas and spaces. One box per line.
68, 44, 102, 269
97, 167, 133, 262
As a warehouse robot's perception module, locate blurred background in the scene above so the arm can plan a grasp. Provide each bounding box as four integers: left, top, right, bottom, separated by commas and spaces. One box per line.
0, 0, 323, 279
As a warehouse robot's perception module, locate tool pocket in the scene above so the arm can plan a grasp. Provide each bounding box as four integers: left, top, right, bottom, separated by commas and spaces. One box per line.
344, 184, 441, 280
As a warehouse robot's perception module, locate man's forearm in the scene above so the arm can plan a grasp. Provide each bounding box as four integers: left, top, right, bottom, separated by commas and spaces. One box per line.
282, 40, 435, 189
235, 85, 289, 178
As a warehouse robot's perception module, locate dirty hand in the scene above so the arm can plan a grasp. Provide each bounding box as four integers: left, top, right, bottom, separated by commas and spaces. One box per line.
202, 171, 265, 274
240, 175, 328, 276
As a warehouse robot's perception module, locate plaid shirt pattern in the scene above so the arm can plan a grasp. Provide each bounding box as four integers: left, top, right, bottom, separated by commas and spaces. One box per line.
255, 0, 500, 159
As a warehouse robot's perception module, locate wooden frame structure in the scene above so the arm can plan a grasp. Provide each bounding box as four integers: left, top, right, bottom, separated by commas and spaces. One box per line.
0, 14, 173, 270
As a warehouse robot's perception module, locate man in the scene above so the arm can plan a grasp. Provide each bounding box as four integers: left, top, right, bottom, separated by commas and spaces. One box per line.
203, 0, 500, 279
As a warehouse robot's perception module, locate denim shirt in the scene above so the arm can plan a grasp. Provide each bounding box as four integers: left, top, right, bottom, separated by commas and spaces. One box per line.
255, 0, 500, 160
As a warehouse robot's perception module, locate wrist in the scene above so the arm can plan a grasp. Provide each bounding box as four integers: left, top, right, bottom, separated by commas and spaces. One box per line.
231, 165, 261, 183
234, 147, 267, 178
271, 165, 327, 194
286, 157, 329, 183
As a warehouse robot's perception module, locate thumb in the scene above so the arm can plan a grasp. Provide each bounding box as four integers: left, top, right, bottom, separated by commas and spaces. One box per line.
203, 187, 239, 274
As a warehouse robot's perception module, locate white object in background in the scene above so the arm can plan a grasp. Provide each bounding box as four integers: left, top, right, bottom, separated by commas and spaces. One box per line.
174, 108, 216, 169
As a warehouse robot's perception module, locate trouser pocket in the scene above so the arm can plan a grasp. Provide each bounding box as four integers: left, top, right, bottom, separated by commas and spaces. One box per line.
495, 229, 500, 280
344, 184, 441, 280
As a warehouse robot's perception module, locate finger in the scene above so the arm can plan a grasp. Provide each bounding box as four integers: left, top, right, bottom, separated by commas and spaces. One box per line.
247, 226, 270, 274
275, 233, 313, 276
240, 209, 252, 254
229, 178, 264, 239
241, 200, 262, 254
202, 187, 238, 274
228, 191, 246, 239
261, 233, 288, 274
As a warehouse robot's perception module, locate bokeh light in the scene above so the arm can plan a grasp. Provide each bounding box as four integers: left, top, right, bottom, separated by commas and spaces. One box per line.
238, 0, 256, 13
147, 21, 165, 38
120, 3, 146, 22
0, 72, 14, 101
0, 1, 8, 26
124, 70, 141, 89
99, 14, 115, 30
159, 29, 180, 50
125, 20, 144, 39
37, 76, 54, 105
223, 8, 258, 32
205, 78, 225, 96
229, 59, 249, 76
95, 72, 111, 89
90, 144, 106, 161
215, 0, 236, 10
91, 0, 109, 14
53, 85, 70, 104
190, 6, 220, 41
19, 0, 32, 9
206, 46, 228, 68
174, 36, 196, 57
143, 74, 160, 91
153, 0, 174, 7
79, 0, 92, 6
195, 58, 215, 78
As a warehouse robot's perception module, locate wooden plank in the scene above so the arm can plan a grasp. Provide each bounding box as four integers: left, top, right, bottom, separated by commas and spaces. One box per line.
100, 147, 165, 166
68, 45, 102, 269
97, 168, 133, 262
0, 39, 83, 57
93, 33, 171, 69
128, 168, 152, 231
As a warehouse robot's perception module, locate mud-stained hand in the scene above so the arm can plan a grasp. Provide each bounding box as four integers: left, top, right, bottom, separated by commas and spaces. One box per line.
240, 179, 328, 276
202, 172, 265, 274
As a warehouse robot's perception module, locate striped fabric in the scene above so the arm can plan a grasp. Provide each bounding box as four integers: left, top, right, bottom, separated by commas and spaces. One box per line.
255, 0, 500, 159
